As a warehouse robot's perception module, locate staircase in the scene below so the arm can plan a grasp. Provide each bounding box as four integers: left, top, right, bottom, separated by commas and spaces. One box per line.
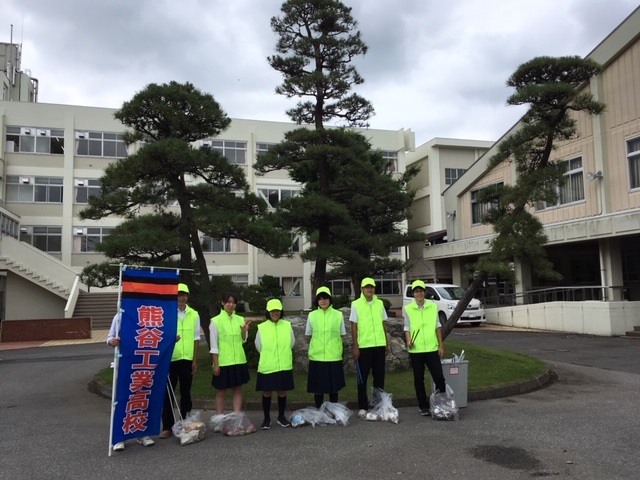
625, 326, 640, 339
0, 236, 76, 298
73, 292, 119, 330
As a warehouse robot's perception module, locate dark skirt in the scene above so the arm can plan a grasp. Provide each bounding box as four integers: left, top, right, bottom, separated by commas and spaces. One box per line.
307, 360, 346, 394
211, 363, 250, 390
255, 370, 295, 392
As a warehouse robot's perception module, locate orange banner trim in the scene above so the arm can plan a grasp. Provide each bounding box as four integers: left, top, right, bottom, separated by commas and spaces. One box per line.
122, 281, 178, 296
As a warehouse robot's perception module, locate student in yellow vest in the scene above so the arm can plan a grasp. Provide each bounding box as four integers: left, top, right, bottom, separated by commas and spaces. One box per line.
255, 299, 295, 430
210, 292, 251, 414
160, 283, 201, 438
350, 277, 389, 419
404, 279, 446, 416
306, 286, 346, 408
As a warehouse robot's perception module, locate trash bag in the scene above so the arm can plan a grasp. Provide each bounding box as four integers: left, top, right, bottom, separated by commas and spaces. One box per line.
320, 402, 353, 426
221, 412, 256, 436
172, 411, 206, 446
289, 407, 336, 428
209, 413, 225, 433
430, 384, 459, 421
367, 388, 399, 424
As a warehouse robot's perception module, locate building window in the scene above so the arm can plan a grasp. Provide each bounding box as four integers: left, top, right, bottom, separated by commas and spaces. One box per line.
6, 176, 63, 203
558, 157, 584, 205
258, 187, 300, 209
445, 168, 466, 185
373, 274, 401, 295
209, 274, 250, 287
202, 236, 248, 253
256, 142, 276, 158
73, 227, 114, 252
20, 226, 62, 253
471, 182, 502, 224
75, 131, 127, 158
5, 126, 65, 154
536, 157, 584, 210
290, 233, 301, 253
74, 179, 101, 204
326, 278, 352, 296
627, 137, 640, 190
203, 140, 247, 164
379, 150, 399, 173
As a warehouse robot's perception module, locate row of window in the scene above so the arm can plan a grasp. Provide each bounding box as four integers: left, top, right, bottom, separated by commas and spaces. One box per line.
470, 156, 589, 224
17, 226, 297, 255
470, 136, 640, 224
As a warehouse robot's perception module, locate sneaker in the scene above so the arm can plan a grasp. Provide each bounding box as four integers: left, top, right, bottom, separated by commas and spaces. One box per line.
420, 408, 431, 416
277, 416, 291, 428
113, 442, 125, 452
261, 419, 271, 430
136, 436, 155, 447
159, 430, 171, 439
358, 409, 368, 419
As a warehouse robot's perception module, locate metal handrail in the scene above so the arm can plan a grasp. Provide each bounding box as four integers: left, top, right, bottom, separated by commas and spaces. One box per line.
480, 285, 629, 307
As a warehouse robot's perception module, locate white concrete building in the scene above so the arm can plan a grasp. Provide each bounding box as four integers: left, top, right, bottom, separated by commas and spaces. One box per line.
0, 62, 414, 321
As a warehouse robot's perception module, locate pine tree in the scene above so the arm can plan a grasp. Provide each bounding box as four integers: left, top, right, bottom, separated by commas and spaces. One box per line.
442, 56, 604, 339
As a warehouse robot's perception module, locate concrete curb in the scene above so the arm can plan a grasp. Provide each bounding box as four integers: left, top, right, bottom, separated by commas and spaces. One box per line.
89, 368, 554, 411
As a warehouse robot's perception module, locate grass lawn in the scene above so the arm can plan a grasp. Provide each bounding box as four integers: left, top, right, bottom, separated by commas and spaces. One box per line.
97, 339, 547, 403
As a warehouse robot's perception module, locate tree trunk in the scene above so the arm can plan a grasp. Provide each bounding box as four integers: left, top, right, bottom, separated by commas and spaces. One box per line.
441, 273, 484, 340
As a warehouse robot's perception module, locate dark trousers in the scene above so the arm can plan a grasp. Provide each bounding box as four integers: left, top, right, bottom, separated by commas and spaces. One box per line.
162, 359, 193, 430
410, 351, 446, 409
356, 346, 386, 410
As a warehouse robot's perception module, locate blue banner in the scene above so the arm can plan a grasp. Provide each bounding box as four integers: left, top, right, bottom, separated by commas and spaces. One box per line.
111, 269, 179, 444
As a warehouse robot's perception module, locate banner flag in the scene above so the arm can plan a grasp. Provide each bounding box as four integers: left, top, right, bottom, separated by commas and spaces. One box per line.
111, 268, 179, 445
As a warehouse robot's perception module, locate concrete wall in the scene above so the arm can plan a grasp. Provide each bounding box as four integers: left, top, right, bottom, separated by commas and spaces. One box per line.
5, 272, 66, 320
486, 301, 640, 336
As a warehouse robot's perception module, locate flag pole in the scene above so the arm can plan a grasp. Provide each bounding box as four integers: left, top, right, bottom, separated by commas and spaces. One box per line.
108, 263, 125, 457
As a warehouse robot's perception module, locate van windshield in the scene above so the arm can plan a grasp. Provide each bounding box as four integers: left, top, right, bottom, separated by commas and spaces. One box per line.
436, 286, 466, 300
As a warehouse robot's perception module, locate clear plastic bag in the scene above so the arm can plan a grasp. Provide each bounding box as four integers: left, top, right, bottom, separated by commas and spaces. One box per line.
221, 412, 256, 436
320, 402, 353, 426
368, 388, 399, 424
429, 384, 459, 421
172, 411, 206, 446
289, 407, 336, 427
209, 413, 225, 433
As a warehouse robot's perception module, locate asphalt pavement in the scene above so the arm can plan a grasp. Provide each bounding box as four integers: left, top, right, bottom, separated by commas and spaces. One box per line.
0, 327, 638, 479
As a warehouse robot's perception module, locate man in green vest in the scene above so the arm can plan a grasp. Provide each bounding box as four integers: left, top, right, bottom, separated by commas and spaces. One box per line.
403, 279, 446, 416
350, 277, 389, 418
160, 283, 201, 438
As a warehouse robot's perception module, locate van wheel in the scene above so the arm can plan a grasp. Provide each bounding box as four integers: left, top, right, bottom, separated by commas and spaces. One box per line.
438, 311, 447, 325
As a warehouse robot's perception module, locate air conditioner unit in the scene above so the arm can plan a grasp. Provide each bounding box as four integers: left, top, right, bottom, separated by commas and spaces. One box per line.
20, 177, 31, 184
21, 128, 31, 135
75, 179, 85, 187
20, 226, 28, 233
37, 129, 50, 136
75, 228, 86, 235
75, 132, 88, 139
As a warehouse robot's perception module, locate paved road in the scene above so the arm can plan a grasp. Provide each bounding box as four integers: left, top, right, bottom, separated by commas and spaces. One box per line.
0, 330, 638, 480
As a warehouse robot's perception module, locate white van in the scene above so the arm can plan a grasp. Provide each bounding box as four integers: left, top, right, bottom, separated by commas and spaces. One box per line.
403, 283, 486, 326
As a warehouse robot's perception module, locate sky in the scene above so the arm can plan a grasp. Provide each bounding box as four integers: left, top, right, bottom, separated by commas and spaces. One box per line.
3, 0, 639, 146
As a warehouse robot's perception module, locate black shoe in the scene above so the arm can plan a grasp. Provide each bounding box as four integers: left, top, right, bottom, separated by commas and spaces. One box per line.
277, 416, 291, 428
420, 408, 431, 416
261, 419, 271, 430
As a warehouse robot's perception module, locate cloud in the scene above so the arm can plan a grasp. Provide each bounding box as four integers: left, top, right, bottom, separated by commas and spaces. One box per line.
2, 0, 638, 146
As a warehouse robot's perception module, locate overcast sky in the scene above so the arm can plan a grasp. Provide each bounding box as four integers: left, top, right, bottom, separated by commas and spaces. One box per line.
3, 0, 638, 145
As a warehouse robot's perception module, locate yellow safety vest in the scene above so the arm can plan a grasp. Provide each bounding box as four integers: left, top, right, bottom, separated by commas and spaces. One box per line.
211, 311, 247, 366
352, 294, 386, 348
404, 300, 439, 353
257, 320, 293, 374
308, 306, 343, 362
172, 305, 199, 361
